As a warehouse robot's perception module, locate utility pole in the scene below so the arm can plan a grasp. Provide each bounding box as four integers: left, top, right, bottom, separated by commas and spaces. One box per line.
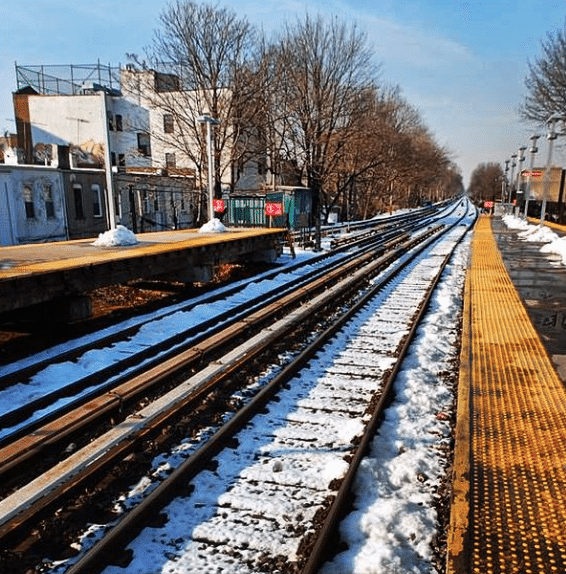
100, 91, 117, 229
197, 115, 220, 221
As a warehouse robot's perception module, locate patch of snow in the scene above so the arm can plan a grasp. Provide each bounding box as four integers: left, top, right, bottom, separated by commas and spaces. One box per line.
503, 215, 566, 266
541, 235, 566, 265
502, 214, 530, 231
519, 224, 557, 243
198, 218, 227, 233
93, 225, 138, 247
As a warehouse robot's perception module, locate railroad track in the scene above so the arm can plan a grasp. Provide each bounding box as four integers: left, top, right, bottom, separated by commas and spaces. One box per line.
0, 206, 437, 388
0, 200, 475, 574
0, 231, 417, 482
0, 206, 445, 455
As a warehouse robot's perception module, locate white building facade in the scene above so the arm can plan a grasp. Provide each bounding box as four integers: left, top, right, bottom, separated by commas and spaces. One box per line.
13, 64, 263, 188
0, 163, 109, 246
9, 63, 276, 236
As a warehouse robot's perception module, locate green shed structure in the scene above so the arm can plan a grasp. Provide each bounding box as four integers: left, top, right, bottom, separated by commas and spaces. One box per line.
223, 187, 312, 229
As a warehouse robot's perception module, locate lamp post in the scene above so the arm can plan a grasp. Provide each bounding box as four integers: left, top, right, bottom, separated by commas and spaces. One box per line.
508, 154, 517, 208
540, 114, 564, 225
100, 92, 117, 229
197, 115, 220, 221
523, 135, 540, 219
501, 159, 511, 204
515, 146, 527, 210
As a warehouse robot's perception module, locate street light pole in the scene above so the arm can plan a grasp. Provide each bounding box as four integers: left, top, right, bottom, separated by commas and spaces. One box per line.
540, 114, 564, 225
503, 160, 510, 203
508, 154, 517, 208
197, 115, 220, 222
100, 92, 117, 229
515, 146, 527, 210
523, 135, 540, 219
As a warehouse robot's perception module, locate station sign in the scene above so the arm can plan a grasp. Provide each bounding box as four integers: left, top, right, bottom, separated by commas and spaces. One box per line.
265, 202, 283, 216
213, 199, 225, 212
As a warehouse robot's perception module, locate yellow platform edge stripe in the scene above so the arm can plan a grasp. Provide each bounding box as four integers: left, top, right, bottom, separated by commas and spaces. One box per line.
446, 231, 473, 574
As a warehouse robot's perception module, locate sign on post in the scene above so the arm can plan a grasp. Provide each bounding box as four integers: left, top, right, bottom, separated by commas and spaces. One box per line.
265, 202, 283, 216
213, 199, 225, 213
265, 202, 283, 228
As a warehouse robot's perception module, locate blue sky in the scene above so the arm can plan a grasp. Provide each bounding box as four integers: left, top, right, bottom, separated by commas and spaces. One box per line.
2, 0, 565, 185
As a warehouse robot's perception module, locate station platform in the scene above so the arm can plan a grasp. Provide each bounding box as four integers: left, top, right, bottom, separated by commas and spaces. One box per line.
448, 215, 566, 573
0, 227, 285, 318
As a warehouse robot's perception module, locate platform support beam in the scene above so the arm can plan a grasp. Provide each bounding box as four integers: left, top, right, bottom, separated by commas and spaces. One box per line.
245, 247, 279, 264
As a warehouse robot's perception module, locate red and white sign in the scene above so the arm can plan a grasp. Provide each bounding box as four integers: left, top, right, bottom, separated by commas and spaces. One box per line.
265, 202, 283, 216
484, 201, 494, 209
213, 199, 225, 212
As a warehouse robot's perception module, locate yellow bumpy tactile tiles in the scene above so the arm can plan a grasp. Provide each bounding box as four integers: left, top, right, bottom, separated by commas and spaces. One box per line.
448, 216, 566, 574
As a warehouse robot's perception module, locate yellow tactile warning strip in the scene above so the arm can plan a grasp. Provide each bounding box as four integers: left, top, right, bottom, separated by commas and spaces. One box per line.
448, 215, 566, 574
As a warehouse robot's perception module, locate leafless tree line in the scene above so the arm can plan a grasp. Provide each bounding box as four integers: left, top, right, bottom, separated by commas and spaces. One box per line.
128, 0, 463, 222
468, 162, 503, 207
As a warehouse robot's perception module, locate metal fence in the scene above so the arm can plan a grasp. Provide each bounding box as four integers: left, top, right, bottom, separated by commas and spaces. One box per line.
223, 197, 266, 227
15, 62, 121, 96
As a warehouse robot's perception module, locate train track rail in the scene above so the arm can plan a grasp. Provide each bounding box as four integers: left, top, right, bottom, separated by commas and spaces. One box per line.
0, 199, 476, 574
0, 231, 420, 480
0, 206, 448, 457
0, 206, 438, 385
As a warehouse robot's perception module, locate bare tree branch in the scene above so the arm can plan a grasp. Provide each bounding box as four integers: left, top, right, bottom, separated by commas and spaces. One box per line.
523, 23, 566, 124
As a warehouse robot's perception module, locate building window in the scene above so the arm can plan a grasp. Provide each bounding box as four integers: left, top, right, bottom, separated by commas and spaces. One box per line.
118, 154, 126, 167
43, 183, 55, 219
165, 152, 176, 169
155, 72, 179, 92
114, 189, 121, 220
73, 184, 84, 219
115, 114, 123, 131
258, 156, 267, 176
92, 184, 102, 217
163, 114, 174, 134
23, 184, 35, 219
137, 133, 151, 157
141, 190, 150, 213
108, 113, 114, 131
111, 152, 116, 166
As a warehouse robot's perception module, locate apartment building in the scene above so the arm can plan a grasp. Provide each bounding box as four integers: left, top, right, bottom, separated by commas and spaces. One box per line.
0, 160, 107, 246
9, 64, 220, 234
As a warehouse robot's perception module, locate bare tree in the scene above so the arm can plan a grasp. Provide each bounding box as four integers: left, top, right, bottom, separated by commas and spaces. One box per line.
523, 24, 566, 124
469, 162, 503, 206
126, 0, 263, 210
264, 14, 380, 241
349, 86, 455, 215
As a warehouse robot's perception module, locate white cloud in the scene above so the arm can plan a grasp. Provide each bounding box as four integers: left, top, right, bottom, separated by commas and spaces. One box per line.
362, 15, 474, 72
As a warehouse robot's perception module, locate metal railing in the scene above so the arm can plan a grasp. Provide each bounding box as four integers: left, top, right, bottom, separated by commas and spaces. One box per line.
15, 61, 121, 96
